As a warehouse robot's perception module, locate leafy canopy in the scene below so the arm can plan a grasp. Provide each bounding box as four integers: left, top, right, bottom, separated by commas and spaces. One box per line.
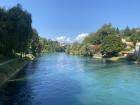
101, 35, 124, 57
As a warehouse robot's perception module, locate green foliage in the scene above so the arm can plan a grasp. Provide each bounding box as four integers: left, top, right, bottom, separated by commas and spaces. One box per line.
30, 29, 42, 56
130, 32, 140, 44
83, 33, 95, 44
68, 24, 127, 57
0, 7, 11, 55
8, 4, 33, 54
79, 44, 94, 56
66, 43, 94, 56
116, 27, 120, 34
101, 35, 124, 57
123, 26, 136, 36
83, 24, 119, 45
66, 43, 81, 55
95, 24, 117, 43
67, 24, 140, 58
0, 4, 42, 57
39, 38, 65, 53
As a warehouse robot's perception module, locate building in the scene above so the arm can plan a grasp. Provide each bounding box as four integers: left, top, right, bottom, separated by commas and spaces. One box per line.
135, 43, 140, 57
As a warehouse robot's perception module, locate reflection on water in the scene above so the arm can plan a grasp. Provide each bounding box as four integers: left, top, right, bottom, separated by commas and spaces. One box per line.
0, 53, 140, 105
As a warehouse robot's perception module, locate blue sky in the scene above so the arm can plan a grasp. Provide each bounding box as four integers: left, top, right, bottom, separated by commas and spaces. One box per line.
0, 0, 140, 40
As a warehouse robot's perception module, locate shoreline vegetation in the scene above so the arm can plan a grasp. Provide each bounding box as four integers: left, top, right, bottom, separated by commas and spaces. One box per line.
1, 4, 140, 87
0, 4, 64, 59
66, 24, 140, 63
0, 4, 65, 86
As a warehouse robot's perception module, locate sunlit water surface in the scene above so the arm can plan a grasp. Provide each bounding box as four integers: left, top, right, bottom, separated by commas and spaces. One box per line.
0, 53, 140, 105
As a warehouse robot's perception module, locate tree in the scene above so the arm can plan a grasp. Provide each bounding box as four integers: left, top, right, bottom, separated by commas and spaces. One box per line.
116, 27, 120, 34
96, 24, 116, 43
30, 29, 41, 56
0, 4, 43, 57
101, 35, 124, 57
8, 4, 33, 57
123, 26, 133, 36
0, 8, 7, 55
83, 33, 94, 44
79, 44, 94, 56
130, 32, 140, 44
83, 24, 117, 45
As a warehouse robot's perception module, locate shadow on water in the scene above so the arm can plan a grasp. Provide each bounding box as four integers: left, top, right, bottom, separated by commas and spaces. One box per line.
0, 53, 84, 105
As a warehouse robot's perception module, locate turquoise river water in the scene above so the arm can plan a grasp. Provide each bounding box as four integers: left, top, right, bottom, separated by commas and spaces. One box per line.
0, 53, 140, 105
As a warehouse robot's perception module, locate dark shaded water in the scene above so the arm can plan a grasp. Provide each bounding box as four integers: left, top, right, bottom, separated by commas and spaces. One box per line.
0, 53, 140, 105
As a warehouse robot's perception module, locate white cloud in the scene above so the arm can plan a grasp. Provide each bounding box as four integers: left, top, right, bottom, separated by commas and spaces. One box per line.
56, 36, 72, 44
55, 33, 88, 44
74, 33, 88, 43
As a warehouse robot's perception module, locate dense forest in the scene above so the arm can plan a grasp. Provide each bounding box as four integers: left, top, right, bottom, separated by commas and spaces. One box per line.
0, 4, 63, 59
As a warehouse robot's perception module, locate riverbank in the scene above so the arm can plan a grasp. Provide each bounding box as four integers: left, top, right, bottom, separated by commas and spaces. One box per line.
0, 59, 28, 87
69, 53, 127, 62
104, 56, 127, 61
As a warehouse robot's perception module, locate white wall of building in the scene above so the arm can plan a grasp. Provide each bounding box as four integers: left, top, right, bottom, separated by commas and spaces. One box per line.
135, 43, 140, 57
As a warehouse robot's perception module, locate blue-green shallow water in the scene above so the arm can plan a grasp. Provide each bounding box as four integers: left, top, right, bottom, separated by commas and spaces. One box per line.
0, 53, 140, 105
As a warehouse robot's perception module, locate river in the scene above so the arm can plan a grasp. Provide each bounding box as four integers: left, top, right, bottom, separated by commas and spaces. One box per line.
0, 53, 140, 105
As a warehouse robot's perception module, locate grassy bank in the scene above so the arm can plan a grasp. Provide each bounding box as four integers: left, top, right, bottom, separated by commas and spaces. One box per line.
0, 59, 28, 87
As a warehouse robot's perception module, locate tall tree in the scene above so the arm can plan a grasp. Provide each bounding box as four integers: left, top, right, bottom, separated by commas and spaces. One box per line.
101, 35, 124, 57
8, 4, 33, 56
123, 26, 132, 36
